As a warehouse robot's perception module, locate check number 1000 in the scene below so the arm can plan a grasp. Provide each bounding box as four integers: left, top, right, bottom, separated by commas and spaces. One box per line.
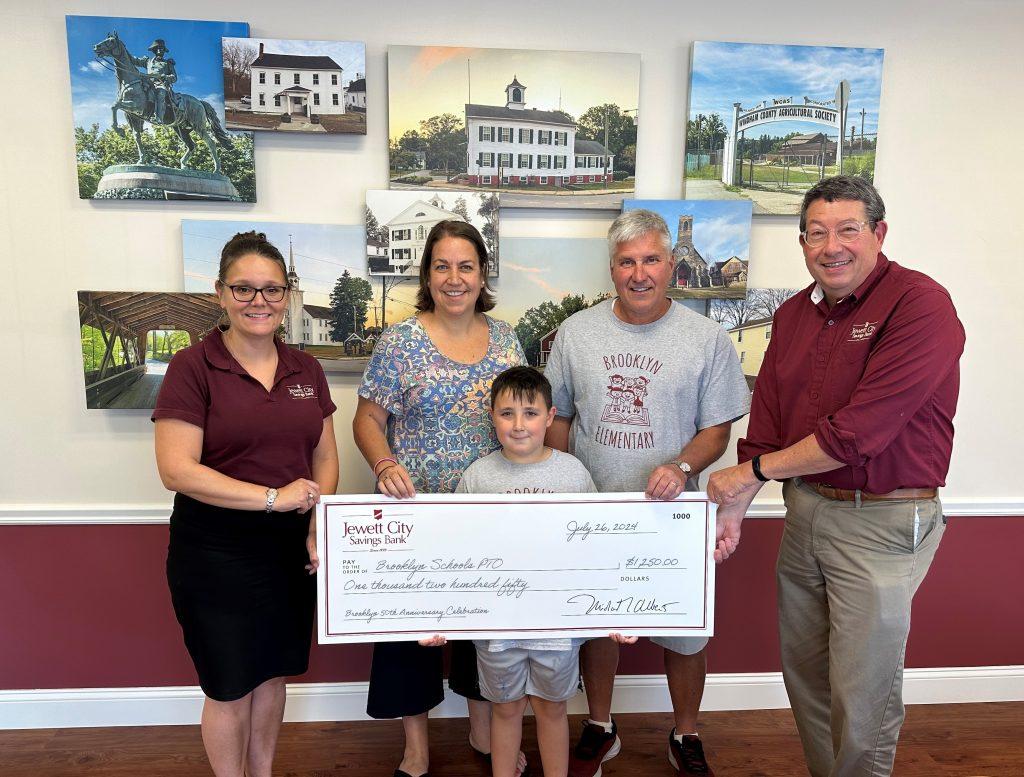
673, 513, 691, 520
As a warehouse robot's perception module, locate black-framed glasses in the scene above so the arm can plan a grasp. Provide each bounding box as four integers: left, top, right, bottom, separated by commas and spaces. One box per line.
801, 220, 871, 248
225, 284, 288, 303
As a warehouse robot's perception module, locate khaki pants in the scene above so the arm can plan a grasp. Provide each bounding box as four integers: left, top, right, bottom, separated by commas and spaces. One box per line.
777, 478, 945, 777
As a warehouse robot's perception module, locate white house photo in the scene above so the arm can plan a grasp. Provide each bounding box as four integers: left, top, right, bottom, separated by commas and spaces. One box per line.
223, 37, 367, 133
466, 77, 614, 187
366, 190, 500, 278
251, 43, 346, 116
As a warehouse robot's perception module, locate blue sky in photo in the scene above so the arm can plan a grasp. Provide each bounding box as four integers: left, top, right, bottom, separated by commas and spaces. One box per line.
494, 238, 612, 324
228, 38, 365, 80
182, 221, 364, 307
66, 15, 248, 130
624, 200, 753, 263
689, 41, 884, 137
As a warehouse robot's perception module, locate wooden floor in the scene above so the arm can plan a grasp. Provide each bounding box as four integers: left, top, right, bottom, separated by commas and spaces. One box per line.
1, 704, 1021, 776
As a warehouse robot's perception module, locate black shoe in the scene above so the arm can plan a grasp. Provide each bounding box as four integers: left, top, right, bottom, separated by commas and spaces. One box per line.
569, 719, 621, 777
667, 730, 714, 776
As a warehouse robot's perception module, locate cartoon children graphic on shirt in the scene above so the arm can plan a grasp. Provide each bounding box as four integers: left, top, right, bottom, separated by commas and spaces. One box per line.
631, 375, 650, 409
606, 374, 625, 413
602, 373, 653, 426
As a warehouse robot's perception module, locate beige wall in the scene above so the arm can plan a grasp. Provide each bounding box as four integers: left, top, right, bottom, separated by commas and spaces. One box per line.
1, 0, 1021, 514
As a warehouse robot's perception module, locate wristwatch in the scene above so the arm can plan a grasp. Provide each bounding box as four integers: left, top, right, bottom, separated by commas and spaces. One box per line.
673, 460, 692, 476
264, 487, 279, 513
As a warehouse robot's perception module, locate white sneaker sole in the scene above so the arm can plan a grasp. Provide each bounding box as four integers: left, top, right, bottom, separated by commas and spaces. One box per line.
592, 736, 621, 777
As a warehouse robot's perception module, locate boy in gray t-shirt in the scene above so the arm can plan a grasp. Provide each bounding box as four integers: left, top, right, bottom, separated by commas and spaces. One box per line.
452, 367, 626, 777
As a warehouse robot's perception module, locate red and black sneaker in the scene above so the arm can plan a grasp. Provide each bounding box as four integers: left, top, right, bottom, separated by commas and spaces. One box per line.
667, 730, 715, 776
568, 719, 621, 777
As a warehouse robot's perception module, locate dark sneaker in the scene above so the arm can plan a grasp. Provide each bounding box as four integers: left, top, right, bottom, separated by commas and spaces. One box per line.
568, 719, 621, 777
668, 730, 715, 776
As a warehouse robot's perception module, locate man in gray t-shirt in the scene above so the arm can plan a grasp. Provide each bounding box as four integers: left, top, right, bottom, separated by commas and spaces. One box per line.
545, 209, 749, 777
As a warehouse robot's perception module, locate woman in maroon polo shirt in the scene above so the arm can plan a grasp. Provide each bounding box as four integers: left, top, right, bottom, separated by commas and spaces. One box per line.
353, 220, 527, 777
153, 231, 339, 777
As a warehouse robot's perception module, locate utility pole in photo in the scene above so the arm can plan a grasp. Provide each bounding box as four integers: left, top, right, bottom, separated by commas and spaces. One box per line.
603, 107, 610, 189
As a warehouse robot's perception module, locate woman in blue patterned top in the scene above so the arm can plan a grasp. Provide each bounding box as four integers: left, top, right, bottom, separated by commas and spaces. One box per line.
354, 220, 527, 777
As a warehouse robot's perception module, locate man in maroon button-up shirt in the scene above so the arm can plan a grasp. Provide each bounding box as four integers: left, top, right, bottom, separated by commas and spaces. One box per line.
707, 177, 964, 777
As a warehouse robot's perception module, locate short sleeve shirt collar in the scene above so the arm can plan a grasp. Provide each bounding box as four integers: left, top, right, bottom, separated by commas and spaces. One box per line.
201, 327, 302, 384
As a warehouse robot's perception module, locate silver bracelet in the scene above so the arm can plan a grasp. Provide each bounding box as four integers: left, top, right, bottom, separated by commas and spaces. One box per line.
264, 487, 279, 512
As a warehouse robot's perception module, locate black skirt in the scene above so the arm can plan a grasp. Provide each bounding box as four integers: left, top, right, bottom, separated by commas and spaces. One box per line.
166, 493, 316, 702
366, 639, 485, 719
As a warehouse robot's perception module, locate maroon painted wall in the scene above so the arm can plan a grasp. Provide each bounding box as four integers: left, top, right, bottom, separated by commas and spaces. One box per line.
2, 517, 1022, 690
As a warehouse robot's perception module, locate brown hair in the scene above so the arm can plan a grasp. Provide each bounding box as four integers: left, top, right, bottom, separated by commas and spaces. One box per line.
415, 220, 496, 313
799, 176, 886, 232
217, 231, 288, 285
491, 366, 552, 410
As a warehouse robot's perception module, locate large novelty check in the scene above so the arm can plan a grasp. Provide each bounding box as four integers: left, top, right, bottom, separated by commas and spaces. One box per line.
316, 493, 715, 644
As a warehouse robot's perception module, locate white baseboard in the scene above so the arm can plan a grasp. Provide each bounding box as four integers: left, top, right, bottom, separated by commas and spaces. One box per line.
3, 666, 1021, 730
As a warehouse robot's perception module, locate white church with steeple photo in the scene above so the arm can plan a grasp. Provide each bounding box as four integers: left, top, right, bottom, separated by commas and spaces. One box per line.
465, 76, 614, 187
280, 235, 343, 348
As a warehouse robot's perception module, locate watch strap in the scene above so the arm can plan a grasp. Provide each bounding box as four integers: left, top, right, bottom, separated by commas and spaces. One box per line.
751, 455, 770, 482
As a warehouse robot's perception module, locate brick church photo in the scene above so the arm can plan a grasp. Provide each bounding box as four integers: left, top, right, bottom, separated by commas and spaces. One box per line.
624, 199, 754, 300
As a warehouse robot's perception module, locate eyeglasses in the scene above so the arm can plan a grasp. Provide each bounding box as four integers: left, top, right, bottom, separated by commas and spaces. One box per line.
801, 220, 871, 248
225, 284, 288, 303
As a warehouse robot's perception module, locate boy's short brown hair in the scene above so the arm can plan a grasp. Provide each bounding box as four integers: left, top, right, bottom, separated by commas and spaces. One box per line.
490, 366, 552, 410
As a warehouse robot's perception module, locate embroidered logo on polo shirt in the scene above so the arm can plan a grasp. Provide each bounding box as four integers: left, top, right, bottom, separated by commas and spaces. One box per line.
286, 384, 317, 399
848, 321, 877, 342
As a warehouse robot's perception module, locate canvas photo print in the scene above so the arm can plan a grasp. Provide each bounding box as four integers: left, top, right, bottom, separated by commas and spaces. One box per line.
183, 220, 420, 374
222, 37, 366, 133
388, 45, 640, 209
493, 237, 613, 367
66, 15, 255, 201
78, 291, 221, 409
365, 190, 500, 277
623, 200, 754, 300
706, 288, 802, 386
684, 41, 883, 215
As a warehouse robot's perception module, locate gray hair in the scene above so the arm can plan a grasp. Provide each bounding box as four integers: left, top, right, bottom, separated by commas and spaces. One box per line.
607, 209, 672, 263
799, 176, 886, 232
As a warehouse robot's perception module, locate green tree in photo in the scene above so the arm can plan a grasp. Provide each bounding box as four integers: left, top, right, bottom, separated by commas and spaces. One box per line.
576, 104, 638, 175
477, 194, 499, 272
704, 113, 728, 150
74, 124, 255, 200
329, 270, 374, 341
418, 113, 467, 174
451, 196, 471, 222
617, 144, 636, 176
365, 205, 388, 245
514, 293, 611, 366
146, 330, 192, 362
686, 113, 707, 150
845, 150, 876, 181
391, 129, 428, 172
81, 324, 127, 372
